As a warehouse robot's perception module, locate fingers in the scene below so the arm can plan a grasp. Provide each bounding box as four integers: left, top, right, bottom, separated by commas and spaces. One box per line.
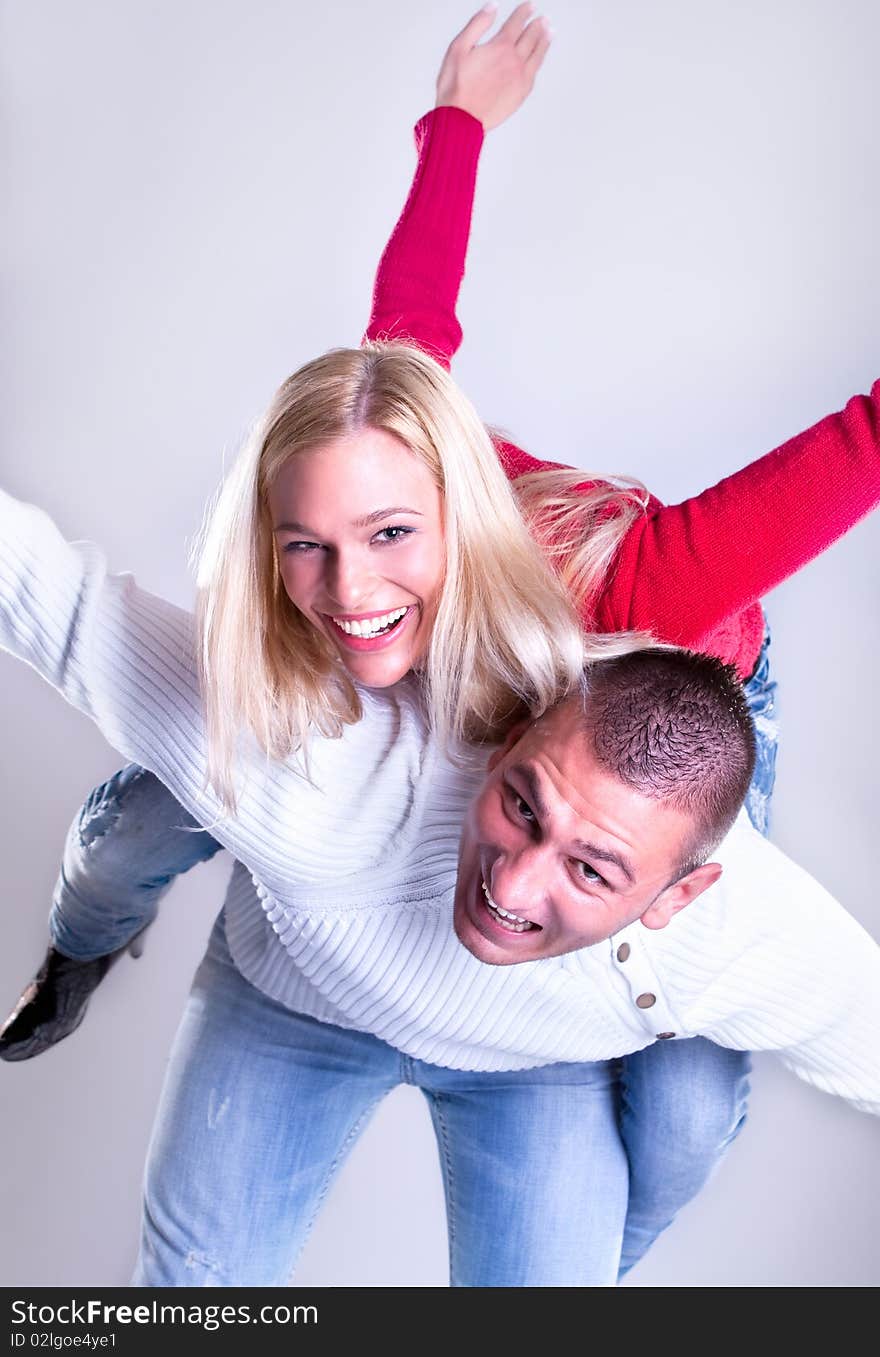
451, 3, 500, 53
437, 2, 554, 128
452, 4, 552, 62
517, 15, 552, 75
498, 2, 536, 43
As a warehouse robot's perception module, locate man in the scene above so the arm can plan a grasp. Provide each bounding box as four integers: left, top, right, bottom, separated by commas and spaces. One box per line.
455, 647, 751, 965
3, 7, 874, 1281
451, 648, 879, 1115
6, 645, 879, 1113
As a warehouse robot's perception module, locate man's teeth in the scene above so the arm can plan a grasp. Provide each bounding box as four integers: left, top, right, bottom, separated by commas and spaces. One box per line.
481, 881, 535, 933
332, 607, 408, 638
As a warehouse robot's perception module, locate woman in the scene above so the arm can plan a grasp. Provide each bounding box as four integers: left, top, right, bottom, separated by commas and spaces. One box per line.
1, 7, 879, 1285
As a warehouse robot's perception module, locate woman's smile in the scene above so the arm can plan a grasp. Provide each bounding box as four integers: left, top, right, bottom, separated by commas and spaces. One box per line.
268, 429, 445, 688
323, 604, 416, 651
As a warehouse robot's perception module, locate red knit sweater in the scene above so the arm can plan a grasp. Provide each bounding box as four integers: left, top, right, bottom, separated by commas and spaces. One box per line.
364, 107, 880, 678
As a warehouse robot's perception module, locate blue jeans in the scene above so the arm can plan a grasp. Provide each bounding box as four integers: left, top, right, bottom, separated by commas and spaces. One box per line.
742, 624, 778, 836
49, 763, 223, 962
133, 914, 629, 1287
614, 629, 777, 1276
48, 632, 777, 1283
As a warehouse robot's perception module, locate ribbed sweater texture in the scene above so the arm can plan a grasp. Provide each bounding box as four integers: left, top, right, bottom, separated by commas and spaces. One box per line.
1, 487, 880, 1112
2, 109, 880, 1112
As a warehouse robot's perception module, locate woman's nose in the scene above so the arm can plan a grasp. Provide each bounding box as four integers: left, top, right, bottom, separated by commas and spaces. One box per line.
323, 550, 374, 611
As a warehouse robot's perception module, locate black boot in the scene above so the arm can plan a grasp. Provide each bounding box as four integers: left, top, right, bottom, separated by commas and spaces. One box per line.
0, 946, 116, 1061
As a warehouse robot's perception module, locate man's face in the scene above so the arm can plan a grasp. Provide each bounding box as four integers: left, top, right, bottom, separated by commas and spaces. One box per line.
453, 697, 722, 965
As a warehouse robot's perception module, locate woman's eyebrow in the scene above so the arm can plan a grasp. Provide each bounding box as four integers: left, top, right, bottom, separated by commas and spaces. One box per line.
273, 520, 313, 533
351, 507, 424, 528
273, 507, 424, 533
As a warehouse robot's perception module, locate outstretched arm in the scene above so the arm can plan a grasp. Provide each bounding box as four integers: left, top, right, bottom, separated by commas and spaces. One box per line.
0, 489, 269, 881
591, 382, 880, 651
364, 9, 880, 667
364, 4, 551, 367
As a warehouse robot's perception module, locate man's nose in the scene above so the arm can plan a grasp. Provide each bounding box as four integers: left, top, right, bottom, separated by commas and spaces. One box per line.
490, 846, 550, 920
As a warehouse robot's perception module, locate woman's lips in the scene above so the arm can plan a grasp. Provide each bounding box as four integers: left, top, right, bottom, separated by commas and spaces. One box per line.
323, 605, 415, 653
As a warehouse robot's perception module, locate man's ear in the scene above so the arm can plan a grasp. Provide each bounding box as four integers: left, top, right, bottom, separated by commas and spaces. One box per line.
639, 862, 723, 931
486, 716, 533, 772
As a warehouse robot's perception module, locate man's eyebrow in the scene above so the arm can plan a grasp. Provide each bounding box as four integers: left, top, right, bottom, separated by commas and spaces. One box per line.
508, 764, 549, 817
508, 763, 635, 886
573, 839, 635, 886
273, 507, 424, 534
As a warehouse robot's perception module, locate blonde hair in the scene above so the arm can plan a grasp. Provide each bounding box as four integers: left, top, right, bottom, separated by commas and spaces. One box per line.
195, 343, 646, 809
512, 464, 649, 615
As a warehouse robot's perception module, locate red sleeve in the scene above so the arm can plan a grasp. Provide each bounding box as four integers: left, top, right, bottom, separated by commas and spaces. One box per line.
592, 383, 880, 644
362, 107, 484, 371
361, 118, 880, 665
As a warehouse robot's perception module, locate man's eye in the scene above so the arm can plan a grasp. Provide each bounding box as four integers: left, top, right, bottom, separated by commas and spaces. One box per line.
575, 861, 607, 887
513, 793, 536, 822
373, 526, 415, 545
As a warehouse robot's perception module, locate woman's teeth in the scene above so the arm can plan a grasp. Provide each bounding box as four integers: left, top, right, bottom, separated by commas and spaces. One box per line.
481, 881, 535, 933
331, 607, 408, 638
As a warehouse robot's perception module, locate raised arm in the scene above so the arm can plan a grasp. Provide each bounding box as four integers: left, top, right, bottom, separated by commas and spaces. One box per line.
365, 11, 879, 667
363, 4, 551, 367
591, 382, 880, 651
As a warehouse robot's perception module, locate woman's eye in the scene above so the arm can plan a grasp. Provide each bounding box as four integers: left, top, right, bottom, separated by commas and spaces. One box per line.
282, 540, 322, 554
373, 526, 415, 545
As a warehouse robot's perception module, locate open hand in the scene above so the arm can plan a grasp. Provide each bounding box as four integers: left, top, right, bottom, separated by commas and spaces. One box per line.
435, 3, 552, 131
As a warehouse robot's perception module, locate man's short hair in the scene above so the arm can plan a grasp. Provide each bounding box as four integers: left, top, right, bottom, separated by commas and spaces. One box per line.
578, 647, 757, 877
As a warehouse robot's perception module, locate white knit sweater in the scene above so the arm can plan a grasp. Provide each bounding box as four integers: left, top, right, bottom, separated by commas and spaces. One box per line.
2, 488, 879, 1113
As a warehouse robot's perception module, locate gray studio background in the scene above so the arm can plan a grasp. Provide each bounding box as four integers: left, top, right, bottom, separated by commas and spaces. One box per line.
2, 0, 878, 1287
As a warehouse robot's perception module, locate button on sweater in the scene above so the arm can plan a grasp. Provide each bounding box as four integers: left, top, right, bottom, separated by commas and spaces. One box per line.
1, 486, 880, 1113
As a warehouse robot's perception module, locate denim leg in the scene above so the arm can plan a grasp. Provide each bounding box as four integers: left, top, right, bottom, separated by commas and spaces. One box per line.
617, 1039, 751, 1277
49, 765, 223, 961
132, 913, 399, 1287
420, 1057, 627, 1286
616, 624, 776, 1279
742, 626, 779, 836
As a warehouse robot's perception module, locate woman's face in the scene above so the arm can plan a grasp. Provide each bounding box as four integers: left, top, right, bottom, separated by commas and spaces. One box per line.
268, 429, 446, 689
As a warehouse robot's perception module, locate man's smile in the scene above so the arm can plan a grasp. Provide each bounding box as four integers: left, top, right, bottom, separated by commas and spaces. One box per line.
481, 880, 538, 933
